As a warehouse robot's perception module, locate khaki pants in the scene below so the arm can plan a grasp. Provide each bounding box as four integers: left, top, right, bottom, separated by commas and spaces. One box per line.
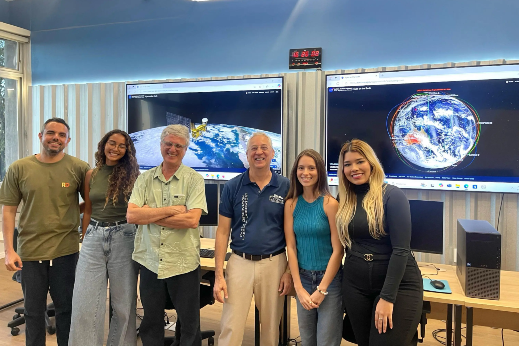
218, 252, 287, 346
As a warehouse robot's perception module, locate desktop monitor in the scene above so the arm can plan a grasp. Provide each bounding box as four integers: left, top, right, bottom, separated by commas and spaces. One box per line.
127, 77, 284, 181
326, 64, 519, 193
199, 184, 218, 226
409, 200, 444, 254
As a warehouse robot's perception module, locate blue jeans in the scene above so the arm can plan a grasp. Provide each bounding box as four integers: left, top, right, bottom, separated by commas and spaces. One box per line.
295, 268, 343, 346
69, 222, 139, 346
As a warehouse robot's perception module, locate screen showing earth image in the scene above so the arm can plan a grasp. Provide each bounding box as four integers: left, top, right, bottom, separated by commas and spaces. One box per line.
388, 91, 479, 172
326, 65, 519, 193
127, 78, 283, 180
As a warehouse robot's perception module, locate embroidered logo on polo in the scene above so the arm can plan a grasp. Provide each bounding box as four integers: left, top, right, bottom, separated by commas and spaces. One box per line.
240, 193, 249, 239
61, 182, 70, 187
269, 194, 284, 204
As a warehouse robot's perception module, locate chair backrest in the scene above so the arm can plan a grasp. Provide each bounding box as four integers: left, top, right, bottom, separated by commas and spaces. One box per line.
164, 271, 215, 310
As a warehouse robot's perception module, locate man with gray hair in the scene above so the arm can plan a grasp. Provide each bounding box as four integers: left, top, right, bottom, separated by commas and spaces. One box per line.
127, 124, 207, 346
213, 132, 292, 346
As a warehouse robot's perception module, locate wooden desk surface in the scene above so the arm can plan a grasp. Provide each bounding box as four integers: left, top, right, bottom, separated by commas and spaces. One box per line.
200, 237, 219, 271
419, 262, 466, 306
419, 262, 519, 314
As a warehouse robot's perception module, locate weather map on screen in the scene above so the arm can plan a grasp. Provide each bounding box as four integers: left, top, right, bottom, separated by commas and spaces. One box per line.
326, 64, 519, 193
127, 78, 283, 180
388, 91, 480, 173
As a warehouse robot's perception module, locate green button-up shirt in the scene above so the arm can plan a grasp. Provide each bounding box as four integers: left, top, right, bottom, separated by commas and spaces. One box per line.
130, 163, 207, 279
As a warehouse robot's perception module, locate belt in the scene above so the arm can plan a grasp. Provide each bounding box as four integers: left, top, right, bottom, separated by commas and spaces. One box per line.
348, 249, 390, 262
89, 219, 127, 228
232, 249, 285, 261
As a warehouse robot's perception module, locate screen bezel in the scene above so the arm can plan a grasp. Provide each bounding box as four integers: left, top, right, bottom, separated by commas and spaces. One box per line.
126, 76, 285, 181
325, 63, 519, 193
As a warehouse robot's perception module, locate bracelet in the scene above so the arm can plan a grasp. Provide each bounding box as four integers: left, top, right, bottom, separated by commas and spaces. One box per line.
316, 285, 328, 296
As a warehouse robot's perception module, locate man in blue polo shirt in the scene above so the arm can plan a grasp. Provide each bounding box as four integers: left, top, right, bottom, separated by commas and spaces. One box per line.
213, 132, 292, 346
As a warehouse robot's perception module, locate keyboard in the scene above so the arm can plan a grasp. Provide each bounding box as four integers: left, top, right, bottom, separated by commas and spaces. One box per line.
200, 248, 215, 258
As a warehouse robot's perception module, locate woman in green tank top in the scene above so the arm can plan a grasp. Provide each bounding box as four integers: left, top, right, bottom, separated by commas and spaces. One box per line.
284, 149, 344, 346
69, 129, 140, 346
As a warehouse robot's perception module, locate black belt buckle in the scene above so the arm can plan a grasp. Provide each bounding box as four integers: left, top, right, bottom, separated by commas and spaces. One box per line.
364, 254, 374, 262
242, 253, 261, 261
234, 251, 262, 261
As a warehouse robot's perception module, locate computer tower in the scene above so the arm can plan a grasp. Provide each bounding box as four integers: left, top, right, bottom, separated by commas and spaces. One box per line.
456, 219, 501, 300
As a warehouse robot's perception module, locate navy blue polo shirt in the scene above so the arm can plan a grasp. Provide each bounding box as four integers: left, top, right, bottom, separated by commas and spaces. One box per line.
219, 169, 290, 255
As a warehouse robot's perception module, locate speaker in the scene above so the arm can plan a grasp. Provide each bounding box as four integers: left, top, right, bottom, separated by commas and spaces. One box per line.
456, 219, 501, 300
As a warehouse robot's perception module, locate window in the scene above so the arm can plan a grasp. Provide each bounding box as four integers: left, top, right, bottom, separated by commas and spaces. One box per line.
0, 77, 18, 179
0, 38, 19, 70
0, 23, 29, 180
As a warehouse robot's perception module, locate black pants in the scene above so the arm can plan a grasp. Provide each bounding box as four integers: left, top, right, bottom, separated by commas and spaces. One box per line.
342, 254, 423, 346
139, 264, 201, 346
20, 252, 78, 346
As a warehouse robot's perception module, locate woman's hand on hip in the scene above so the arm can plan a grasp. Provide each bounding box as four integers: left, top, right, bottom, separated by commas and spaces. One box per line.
374, 297, 393, 334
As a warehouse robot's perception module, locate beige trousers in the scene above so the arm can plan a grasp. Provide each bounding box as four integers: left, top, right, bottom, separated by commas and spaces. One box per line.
217, 252, 287, 346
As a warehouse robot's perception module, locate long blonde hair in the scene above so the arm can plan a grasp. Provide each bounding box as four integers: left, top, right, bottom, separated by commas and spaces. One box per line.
336, 139, 386, 248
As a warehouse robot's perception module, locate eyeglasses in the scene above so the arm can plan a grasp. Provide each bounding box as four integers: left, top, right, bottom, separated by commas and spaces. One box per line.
162, 141, 187, 150
249, 145, 270, 152
107, 140, 127, 150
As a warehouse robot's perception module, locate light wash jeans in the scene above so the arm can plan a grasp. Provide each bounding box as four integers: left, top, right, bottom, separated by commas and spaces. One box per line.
69, 222, 138, 346
295, 268, 343, 346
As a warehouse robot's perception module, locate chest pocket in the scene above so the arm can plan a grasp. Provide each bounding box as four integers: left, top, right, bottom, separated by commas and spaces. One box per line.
171, 194, 186, 206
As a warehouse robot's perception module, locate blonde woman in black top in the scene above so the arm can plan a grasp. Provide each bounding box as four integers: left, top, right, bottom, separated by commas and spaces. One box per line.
69, 130, 140, 346
336, 139, 422, 346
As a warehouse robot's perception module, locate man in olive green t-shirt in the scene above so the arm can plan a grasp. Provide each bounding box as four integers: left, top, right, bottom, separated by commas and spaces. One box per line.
0, 117, 89, 346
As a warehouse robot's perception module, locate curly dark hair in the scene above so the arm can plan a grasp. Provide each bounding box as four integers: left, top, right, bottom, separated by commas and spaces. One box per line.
91, 129, 140, 208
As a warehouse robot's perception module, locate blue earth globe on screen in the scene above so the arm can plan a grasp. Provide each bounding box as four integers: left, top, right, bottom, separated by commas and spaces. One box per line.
130, 124, 282, 172
388, 93, 479, 172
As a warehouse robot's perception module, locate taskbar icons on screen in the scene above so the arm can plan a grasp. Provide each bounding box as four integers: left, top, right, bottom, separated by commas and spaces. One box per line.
198, 172, 241, 181
327, 176, 519, 193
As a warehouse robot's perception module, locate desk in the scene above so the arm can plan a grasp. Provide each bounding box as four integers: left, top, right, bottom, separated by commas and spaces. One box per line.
199, 238, 223, 271
419, 263, 465, 346
420, 262, 519, 346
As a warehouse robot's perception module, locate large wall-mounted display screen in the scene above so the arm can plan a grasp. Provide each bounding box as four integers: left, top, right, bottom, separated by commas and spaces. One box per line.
127, 78, 283, 180
326, 65, 519, 193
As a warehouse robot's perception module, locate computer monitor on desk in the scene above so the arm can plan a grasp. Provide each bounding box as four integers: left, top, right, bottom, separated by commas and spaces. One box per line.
409, 200, 444, 254
199, 184, 218, 226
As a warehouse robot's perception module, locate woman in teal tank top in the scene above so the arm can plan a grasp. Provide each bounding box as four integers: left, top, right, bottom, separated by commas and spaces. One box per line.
284, 149, 344, 346
69, 130, 140, 346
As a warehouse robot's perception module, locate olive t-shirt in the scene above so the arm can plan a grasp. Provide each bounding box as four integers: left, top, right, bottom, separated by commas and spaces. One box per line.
0, 154, 90, 261
89, 165, 129, 222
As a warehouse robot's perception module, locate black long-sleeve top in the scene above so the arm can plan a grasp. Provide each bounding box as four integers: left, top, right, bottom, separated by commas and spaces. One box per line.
349, 183, 412, 303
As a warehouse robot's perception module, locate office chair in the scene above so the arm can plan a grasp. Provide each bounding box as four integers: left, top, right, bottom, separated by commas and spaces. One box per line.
7, 228, 56, 336
163, 271, 216, 346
